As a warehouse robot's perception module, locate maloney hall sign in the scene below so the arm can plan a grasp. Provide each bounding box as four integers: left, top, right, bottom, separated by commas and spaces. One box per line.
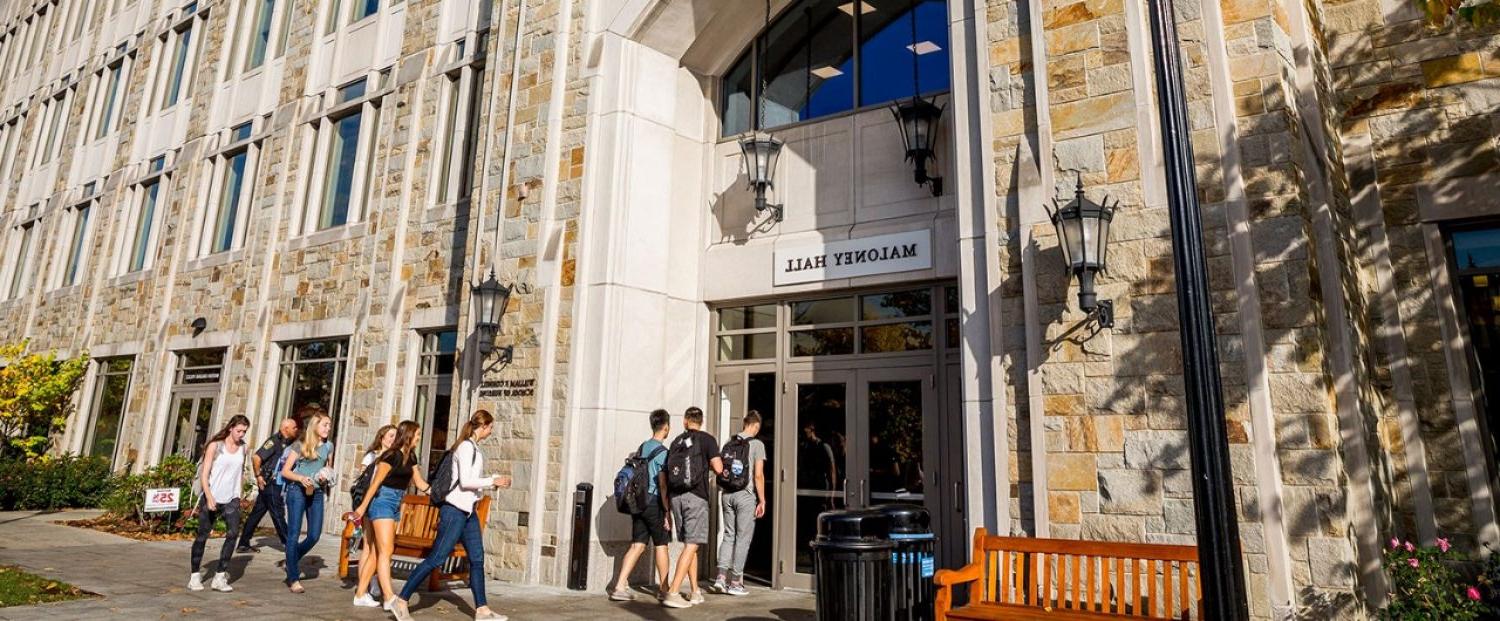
773, 230, 933, 286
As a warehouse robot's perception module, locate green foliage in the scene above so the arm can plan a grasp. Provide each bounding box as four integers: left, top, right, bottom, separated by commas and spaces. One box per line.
0, 454, 113, 511
100, 455, 198, 533
0, 342, 89, 459
1418, 0, 1500, 27
1381, 537, 1488, 621
0, 565, 89, 608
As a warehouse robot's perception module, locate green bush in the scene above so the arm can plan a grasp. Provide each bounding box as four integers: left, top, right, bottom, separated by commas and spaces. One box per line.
0, 454, 113, 511
101, 455, 197, 532
1381, 537, 1488, 620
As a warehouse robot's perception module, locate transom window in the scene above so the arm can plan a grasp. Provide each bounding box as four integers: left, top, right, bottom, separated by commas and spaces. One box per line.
721, 0, 950, 136
716, 285, 953, 361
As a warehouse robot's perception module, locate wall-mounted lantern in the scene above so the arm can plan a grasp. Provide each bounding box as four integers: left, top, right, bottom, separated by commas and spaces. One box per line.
472, 270, 514, 363
739, 133, 784, 222
891, 95, 944, 197
1046, 176, 1117, 328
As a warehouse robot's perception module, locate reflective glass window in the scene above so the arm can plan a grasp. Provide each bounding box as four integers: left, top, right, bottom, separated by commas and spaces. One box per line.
722, 51, 754, 136
858, 0, 949, 106
759, 0, 854, 129
1454, 228, 1500, 271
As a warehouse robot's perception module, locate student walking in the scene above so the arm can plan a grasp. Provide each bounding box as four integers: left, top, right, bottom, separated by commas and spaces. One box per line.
236, 417, 299, 553
188, 415, 251, 593
713, 410, 767, 596
352, 420, 432, 609
351, 424, 397, 607
661, 406, 723, 608
281, 408, 334, 593
390, 411, 511, 621
608, 409, 673, 602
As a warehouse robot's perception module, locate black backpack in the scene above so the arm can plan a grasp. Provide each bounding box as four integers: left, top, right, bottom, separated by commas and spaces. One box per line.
613, 443, 667, 515
666, 432, 705, 494
350, 455, 378, 507
719, 436, 752, 492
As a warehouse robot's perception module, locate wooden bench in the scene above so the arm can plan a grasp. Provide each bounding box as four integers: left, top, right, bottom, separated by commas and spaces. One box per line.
338, 495, 491, 592
934, 528, 1201, 620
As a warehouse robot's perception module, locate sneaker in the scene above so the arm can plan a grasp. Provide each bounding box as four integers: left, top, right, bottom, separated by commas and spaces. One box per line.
235, 545, 253, 554
608, 588, 635, 601
392, 600, 416, 621
726, 582, 749, 597
711, 577, 727, 594
187, 572, 204, 591
288, 581, 304, 594
210, 573, 233, 592
688, 591, 705, 605
352, 594, 380, 608
662, 592, 693, 608
383, 598, 397, 611
474, 611, 508, 621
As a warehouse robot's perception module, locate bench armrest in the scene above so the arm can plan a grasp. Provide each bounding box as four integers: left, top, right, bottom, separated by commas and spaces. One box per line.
934, 563, 983, 587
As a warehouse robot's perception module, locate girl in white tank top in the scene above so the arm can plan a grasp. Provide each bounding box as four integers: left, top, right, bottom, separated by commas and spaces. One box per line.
189, 415, 251, 593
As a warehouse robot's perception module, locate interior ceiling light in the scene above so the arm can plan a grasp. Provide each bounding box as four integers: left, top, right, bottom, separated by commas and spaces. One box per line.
907, 41, 942, 55
811, 66, 845, 79
837, 2, 876, 15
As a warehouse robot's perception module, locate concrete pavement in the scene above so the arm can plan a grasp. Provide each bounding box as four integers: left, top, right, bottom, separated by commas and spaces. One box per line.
0, 510, 815, 620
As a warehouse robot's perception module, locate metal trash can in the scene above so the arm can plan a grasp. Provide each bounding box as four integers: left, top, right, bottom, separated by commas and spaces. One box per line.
812, 509, 895, 621
878, 504, 936, 621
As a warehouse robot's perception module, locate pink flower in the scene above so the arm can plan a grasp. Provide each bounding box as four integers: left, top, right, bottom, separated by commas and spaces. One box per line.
1468, 586, 1483, 601
1408, 558, 1420, 568
1390, 537, 1401, 549
1438, 537, 1451, 553
1405, 541, 1416, 552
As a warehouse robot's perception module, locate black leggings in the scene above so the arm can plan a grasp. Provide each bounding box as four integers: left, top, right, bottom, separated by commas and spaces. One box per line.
190, 496, 243, 574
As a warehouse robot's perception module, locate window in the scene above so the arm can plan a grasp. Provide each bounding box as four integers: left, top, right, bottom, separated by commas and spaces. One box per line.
34, 93, 70, 166
156, 16, 200, 110
70, 0, 90, 39
163, 350, 225, 464
325, 0, 344, 33
413, 330, 457, 472
0, 119, 20, 182
302, 81, 380, 233
434, 62, 484, 204
276, 0, 294, 57
243, 0, 276, 71
91, 60, 127, 139
85, 357, 134, 467
123, 178, 163, 273
717, 304, 777, 361
5, 219, 37, 299
786, 288, 934, 357
200, 125, 257, 255
275, 339, 349, 441
58, 201, 93, 288
352, 0, 380, 22
720, 0, 951, 136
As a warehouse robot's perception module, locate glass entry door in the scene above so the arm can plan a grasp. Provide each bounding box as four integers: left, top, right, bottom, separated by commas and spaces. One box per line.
780, 366, 934, 590
164, 393, 216, 464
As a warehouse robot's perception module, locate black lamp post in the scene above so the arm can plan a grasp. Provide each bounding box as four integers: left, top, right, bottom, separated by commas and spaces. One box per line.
1046, 176, 1117, 328
739, 133, 784, 221
1146, 0, 1249, 616
472, 270, 513, 362
892, 96, 945, 197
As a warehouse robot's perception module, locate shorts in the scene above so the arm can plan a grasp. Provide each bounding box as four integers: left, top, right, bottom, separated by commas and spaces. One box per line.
631, 499, 670, 546
670, 493, 709, 545
368, 486, 405, 522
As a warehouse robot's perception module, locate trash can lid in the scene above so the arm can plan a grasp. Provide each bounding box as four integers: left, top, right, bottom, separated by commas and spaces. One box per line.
816, 508, 891, 542
875, 503, 931, 534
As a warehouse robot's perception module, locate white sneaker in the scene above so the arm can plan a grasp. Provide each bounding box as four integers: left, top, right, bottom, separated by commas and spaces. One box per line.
352, 594, 380, 608
210, 573, 233, 592
711, 577, 727, 594
392, 600, 416, 621
726, 582, 749, 596
688, 591, 705, 605
187, 572, 205, 591
662, 592, 693, 608
474, 611, 508, 621
384, 598, 397, 611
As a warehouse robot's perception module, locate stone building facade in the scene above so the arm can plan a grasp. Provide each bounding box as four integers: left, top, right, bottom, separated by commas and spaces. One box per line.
1, 0, 1499, 617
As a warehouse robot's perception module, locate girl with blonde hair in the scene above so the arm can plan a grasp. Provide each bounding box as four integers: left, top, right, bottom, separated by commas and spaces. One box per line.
281, 408, 333, 593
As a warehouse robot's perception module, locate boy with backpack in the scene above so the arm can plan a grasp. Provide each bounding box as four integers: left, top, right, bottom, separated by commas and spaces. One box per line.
607, 409, 672, 602
712, 410, 766, 596
662, 406, 723, 609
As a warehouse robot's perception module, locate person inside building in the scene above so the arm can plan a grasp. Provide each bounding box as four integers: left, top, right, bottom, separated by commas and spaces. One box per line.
352, 420, 431, 609
188, 414, 250, 593
661, 406, 723, 609
389, 411, 511, 621
713, 410, 766, 596
608, 408, 673, 602
281, 408, 334, 593
236, 417, 299, 553
350, 423, 397, 605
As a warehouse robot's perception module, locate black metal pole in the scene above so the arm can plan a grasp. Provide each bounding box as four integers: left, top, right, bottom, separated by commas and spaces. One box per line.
1144, 0, 1249, 618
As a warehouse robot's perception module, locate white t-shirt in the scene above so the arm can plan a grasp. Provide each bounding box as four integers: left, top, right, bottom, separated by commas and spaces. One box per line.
206, 441, 246, 502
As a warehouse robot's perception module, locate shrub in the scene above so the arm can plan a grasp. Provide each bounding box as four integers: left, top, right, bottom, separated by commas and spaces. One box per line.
1381, 537, 1488, 621
101, 455, 198, 533
0, 454, 113, 511
0, 342, 89, 459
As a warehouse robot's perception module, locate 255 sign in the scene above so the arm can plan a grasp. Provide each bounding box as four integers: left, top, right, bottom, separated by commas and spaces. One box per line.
144, 487, 181, 513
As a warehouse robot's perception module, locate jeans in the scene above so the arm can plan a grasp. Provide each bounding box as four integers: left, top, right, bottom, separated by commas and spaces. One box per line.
283, 486, 325, 584
190, 495, 243, 574
237, 481, 288, 548
717, 490, 757, 578
399, 504, 486, 607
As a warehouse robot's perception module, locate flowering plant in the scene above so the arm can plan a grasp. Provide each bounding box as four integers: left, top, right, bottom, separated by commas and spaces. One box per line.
1380, 537, 1486, 620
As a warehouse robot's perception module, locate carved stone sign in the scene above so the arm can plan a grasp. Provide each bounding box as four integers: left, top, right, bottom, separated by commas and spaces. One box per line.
479, 378, 536, 398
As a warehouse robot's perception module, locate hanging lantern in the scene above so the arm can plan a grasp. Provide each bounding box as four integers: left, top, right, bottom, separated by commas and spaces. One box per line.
891, 96, 945, 196
1046, 175, 1118, 327
471, 270, 512, 356
739, 133, 784, 221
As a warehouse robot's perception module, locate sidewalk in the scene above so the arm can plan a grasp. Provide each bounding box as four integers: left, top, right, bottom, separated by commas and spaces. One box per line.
0, 511, 814, 620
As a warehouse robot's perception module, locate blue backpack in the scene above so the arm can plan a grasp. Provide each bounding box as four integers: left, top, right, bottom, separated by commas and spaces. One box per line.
272, 446, 294, 486
613, 444, 666, 515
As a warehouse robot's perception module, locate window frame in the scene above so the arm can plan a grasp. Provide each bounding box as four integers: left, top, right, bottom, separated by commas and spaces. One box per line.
154, 11, 204, 112
83, 356, 135, 469
4, 215, 39, 300
431, 41, 486, 207
53, 196, 96, 289
31, 91, 72, 167
274, 338, 351, 443
297, 78, 383, 236
412, 329, 458, 471
196, 123, 260, 256
116, 166, 169, 276
86, 56, 130, 141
